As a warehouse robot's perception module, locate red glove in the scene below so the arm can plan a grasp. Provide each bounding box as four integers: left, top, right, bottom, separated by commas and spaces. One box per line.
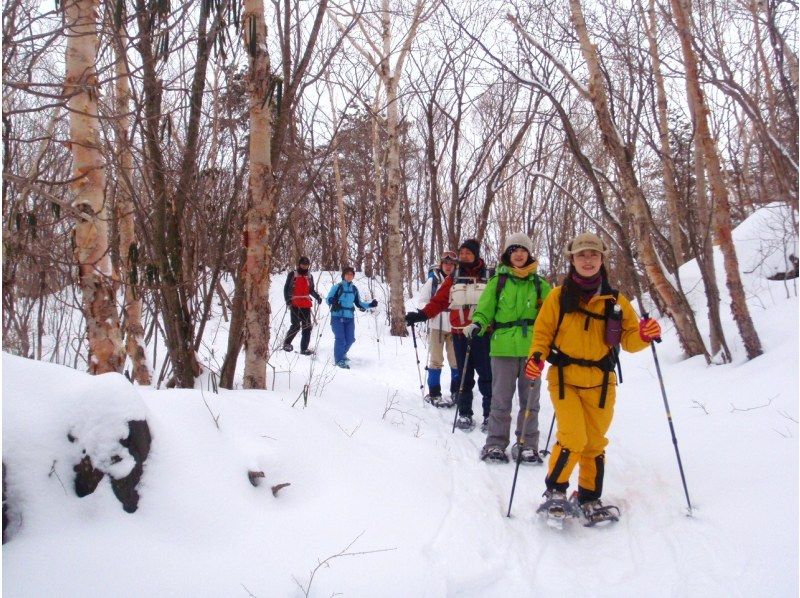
525, 355, 545, 380
639, 318, 661, 342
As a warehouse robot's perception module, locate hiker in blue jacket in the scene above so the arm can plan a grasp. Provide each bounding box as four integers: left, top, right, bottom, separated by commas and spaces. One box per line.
326, 267, 378, 369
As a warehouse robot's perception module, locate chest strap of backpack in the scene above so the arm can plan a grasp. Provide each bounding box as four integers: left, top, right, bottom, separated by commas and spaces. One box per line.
547, 292, 620, 409
494, 318, 536, 337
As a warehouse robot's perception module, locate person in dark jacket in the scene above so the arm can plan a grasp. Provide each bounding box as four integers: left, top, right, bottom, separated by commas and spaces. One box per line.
405, 239, 493, 432
283, 256, 322, 355
326, 267, 378, 369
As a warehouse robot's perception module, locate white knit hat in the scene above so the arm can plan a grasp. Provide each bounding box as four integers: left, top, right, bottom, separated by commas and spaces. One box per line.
503, 232, 533, 254
564, 232, 609, 258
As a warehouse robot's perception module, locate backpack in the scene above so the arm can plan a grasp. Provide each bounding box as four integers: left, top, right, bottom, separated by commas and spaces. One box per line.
547, 285, 622, 408
494, 272, 543, 308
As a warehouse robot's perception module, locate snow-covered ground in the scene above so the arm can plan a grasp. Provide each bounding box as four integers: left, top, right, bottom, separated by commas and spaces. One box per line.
3, 206, 798, 597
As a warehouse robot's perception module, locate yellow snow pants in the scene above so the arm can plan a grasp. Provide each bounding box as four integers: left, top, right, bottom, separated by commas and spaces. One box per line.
545, 379, 616, 502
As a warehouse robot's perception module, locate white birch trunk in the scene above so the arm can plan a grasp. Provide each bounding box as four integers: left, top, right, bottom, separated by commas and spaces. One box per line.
241, 0, 274, 388
65, 0, 125, 374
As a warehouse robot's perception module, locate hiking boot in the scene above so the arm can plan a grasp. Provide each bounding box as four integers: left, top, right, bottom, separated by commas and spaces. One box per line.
540, 488, 569, 517
336, 360, 350, 369
480, 417, 489, 433
300, 349, 315, 356
455, 415, 474, 431
511, 443, 542, 464
480, 446, 509, 463
283, 343, 293, 352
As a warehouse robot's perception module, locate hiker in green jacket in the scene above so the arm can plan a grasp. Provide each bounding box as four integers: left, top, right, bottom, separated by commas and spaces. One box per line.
463, 232, 552, 463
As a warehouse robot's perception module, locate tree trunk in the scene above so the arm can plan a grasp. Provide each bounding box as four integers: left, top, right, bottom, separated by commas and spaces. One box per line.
383, 71, 407, 336
241, 0, 275, 389
65, 0, 125, 374
328, 84, 349, 267
670, 0, 763, 360
569, 0, 708, 359
644, 0, 727, 361
113, 18, 151, 384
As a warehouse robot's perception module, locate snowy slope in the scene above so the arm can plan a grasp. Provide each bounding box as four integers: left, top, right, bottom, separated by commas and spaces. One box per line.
2, 207, 798, 597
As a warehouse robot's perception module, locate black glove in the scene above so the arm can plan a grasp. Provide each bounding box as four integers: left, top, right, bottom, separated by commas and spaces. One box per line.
369, 299, 378, 308
405, 310, 427, 326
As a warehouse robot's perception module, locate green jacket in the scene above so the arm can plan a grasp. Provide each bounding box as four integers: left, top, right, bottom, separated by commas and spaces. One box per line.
471, 263, 552, 358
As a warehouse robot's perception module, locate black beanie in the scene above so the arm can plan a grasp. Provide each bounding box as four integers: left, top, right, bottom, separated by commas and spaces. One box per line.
298, 256, 310, 266
459, 239, 480, 260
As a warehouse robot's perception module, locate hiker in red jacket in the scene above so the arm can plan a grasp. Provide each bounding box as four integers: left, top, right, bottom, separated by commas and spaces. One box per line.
282, 256, 322, 355
406, 239, 493, 432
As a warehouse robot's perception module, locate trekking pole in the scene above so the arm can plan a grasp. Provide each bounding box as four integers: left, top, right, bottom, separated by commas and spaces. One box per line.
410, 324, 426, 403
451, 339, 473, 434
539, 413, 556, 458
643, 312, 693, 516
507, 352, 540, 517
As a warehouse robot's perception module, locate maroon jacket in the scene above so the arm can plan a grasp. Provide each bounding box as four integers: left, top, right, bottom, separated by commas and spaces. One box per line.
421, 259, 488, 334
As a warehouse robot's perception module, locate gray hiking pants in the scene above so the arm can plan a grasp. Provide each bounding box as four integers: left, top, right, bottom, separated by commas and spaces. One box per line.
484, 356, 542, 451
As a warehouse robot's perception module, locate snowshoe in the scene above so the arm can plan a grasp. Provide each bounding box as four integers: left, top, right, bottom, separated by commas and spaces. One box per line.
282, 343, 293, 352
479, 446, 509, 463
511, 443, 543, 464
455, 415, 475, 432
436, 395, 457, 409
579, 498, 620, 527
480, 417, 489, 433
536, 489, 580, 530
335, 360, 350, 369
300, 349, 315, 356
424, 394, 443, 406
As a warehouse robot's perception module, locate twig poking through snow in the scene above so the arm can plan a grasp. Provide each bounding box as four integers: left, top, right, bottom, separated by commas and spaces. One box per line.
335, 420, 362, 437
691, 400, 709, 414
730, 396, 775, 413
291, 531, 396, 597
778, 410, 798, 423
199, 384, 221, 430
48, 460, 67, 495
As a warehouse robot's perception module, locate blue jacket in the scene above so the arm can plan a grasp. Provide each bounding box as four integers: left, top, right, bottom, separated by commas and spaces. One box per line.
326, 281, 371, 319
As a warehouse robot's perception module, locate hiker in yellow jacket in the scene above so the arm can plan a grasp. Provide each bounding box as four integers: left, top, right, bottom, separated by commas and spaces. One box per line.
524, 232, 662, 523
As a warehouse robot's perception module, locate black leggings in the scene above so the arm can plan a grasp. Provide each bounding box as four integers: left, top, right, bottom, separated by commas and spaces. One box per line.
284, 306, 312, 351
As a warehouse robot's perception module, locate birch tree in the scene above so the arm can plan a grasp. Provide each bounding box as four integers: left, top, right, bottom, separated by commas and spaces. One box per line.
112, 12, 151, 384
669, 0, 763, 360
65, 0, 125, 374
239, 0, 275, 389
568, 0, 709, 358
330, 0, 432, 336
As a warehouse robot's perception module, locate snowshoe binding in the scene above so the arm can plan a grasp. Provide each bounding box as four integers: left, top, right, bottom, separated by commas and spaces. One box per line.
479, 446, 509, 463
424, 394, 442, 406
300, 349, 315, 356
480, 417, 489, 433
536, 489, 580, 530
578, 498, 620, 527
511, 443, 543, 464
436, 395, 457, 409
455, 415, 475, 432
335, 359, 350, 369
282, 343, 293, 352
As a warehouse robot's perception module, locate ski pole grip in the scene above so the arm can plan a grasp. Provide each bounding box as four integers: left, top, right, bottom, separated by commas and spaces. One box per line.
641, 312, 662, 344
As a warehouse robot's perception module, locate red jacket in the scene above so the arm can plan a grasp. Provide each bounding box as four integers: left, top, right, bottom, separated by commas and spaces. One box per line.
421, 259, 488, 334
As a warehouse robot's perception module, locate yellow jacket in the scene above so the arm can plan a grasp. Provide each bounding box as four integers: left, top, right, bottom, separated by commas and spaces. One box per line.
529, 285, 649, 388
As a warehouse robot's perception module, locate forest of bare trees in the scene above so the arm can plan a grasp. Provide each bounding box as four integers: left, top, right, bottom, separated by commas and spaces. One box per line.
2, 0, 797, 388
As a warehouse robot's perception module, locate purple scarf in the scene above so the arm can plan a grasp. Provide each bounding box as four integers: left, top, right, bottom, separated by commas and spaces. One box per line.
571, 271, 601, 302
